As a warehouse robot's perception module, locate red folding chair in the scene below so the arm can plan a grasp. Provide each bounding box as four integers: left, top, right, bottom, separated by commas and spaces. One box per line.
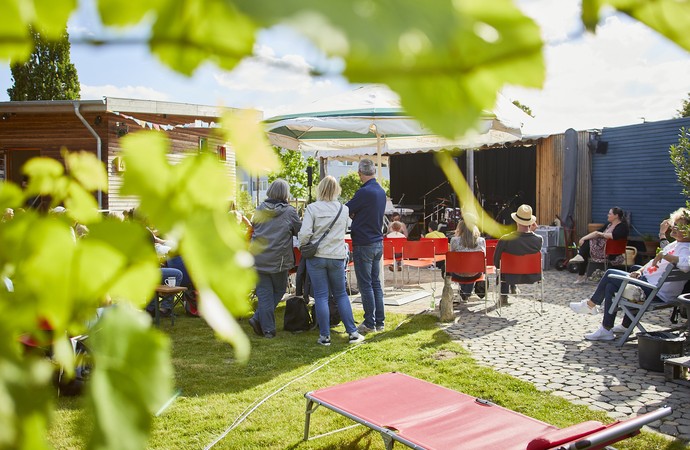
496, 252, 544, 314
445, 251, 488, 311
421, 236, 449, 263
287, 246, 302, 294
604, 239, 628, 270
485, 242, 497, 276
383, 238, 406, 289
401, 240, 436, 286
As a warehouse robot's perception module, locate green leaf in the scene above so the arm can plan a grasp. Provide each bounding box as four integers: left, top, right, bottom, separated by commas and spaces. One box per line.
180, 210, 255, 318
33, 0, 76, 39
82, 220, 160, 308
22, 157, 65, 195
0, 351, 53, 450
150, 0, 256, 75
0, 182, 24, 211
64, 150, 108, 193
0, 1, 33, 62
97, 0, 169, 27
221, 109, 280, 175
235, 0, 544, 139
86, 306, 173, 450
198, 288, 251, 362
64, 183, 101, 224
581, 0, 603, 32
606, 0, 690, 52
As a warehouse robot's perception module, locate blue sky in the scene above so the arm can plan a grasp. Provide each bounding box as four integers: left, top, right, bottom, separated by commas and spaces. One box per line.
1, 0, 689, 134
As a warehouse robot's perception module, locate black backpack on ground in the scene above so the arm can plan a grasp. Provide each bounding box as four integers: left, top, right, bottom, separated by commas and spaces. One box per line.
283, 294, 313, 332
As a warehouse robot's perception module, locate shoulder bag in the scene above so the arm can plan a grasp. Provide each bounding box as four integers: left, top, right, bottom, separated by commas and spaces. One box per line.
300, 204, 343, 259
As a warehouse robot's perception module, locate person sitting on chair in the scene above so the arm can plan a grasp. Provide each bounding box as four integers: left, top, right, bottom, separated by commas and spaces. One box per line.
569, 209, 690, 341
449, 214, 485, 300
493, 204, 543, 306
388, 212, 409, 237
386, 221, 406, 238
425, 221, 446, 238
569, 207, 629, 284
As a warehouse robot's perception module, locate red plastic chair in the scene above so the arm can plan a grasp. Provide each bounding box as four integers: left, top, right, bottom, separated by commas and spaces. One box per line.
485, 242, 497, 276
445, 251, 488, 311
497, 252, 544, 314
401, 240, 436, 286
421, 237, 449, 263
604, 239, 628, 269
383, 238, 406, 288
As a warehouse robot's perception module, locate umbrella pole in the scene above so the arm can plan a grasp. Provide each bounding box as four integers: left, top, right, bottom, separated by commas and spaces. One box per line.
374, 126, 385, 291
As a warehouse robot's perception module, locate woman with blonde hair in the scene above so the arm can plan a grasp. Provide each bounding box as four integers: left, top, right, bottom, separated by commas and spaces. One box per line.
299, 176, 364, 346
449, 214, 486, 300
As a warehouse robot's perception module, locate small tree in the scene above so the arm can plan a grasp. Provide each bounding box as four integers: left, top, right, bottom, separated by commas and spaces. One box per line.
338, 171, 390, 202
8, 27, 80, 101
669, 127, 690, 198
267, 148, 317, 201
676, 93, 690, 118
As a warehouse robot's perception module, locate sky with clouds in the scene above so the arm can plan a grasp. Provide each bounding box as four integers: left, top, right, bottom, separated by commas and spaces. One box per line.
1, 0, 689, 135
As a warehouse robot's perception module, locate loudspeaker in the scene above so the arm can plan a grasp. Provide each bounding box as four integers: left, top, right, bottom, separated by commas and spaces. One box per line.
595, 141, 608, 154
306, 166, 313, 185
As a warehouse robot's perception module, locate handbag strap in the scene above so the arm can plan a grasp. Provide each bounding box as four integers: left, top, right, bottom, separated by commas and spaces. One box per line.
313, 204, 344, 247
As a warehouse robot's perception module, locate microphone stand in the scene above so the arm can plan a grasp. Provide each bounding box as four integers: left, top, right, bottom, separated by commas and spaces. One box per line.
422, 180, 449, 228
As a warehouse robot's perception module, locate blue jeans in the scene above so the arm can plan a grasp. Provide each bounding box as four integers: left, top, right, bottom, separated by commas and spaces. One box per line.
307, 257, 357, 336
353, 241, 384, 329
590, 269, 650, 328
252, 271, 288, 335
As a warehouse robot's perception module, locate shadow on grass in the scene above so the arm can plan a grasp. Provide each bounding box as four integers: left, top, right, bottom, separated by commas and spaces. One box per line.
164, 303, 442, 397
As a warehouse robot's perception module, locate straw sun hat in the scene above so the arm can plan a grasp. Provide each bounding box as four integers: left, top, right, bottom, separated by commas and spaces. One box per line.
511, 204, 536, 226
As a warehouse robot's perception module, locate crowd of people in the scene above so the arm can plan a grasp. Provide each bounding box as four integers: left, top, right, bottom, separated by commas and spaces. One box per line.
248, 159, 386, 345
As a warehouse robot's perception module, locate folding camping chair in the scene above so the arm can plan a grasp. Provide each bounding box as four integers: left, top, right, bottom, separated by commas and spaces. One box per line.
496, 252, 544, 314
607, 264, 690, 346
445, 251, 489, 311
304, 372, 672, 450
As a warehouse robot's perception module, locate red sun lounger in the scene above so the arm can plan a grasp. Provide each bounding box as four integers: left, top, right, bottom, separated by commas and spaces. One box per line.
303, 372, 671, 450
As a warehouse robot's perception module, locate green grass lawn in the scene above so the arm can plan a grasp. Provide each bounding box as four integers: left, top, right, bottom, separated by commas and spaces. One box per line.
49, 307, 689, 449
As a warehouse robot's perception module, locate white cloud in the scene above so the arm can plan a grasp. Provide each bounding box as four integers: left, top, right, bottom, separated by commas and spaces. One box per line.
505, 4, 690, 134
80, 84, 170, 101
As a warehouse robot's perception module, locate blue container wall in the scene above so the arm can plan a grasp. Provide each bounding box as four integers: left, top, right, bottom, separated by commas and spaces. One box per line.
592, 118, 690, 238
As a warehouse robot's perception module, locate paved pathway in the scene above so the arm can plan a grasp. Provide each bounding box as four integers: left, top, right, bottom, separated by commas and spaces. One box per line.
359, 268, 690, 442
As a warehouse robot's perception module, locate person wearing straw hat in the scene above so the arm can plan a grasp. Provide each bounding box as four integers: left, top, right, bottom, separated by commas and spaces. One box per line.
494, 204, 543, 306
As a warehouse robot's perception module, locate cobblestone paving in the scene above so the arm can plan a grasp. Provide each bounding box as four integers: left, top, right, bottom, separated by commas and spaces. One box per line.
361, 268, 690, 442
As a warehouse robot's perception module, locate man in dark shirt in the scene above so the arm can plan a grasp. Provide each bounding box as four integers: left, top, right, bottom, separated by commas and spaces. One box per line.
494, 204, 543, 306
346, 159, 386, 333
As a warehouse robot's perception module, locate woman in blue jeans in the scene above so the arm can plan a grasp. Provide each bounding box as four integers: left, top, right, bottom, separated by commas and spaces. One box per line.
248, 179, 302, 338
570, 211, 690, 341
298, 176, 364, 346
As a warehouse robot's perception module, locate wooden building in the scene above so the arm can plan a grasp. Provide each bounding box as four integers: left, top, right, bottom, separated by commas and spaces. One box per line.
0, 98, 241, 212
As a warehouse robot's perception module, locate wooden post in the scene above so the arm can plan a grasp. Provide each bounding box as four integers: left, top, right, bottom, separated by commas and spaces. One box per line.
439, 275, 454, 322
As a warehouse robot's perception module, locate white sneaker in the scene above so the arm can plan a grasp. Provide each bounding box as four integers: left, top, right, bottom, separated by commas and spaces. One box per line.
573, 276, 587, 284
569, 254, 585, 264
611, 324, 628, 333
569, 299, 599, 315
584, 326, 615, 341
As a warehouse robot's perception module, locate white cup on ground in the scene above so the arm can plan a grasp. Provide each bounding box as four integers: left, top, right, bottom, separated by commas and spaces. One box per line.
164, 277, 176, 287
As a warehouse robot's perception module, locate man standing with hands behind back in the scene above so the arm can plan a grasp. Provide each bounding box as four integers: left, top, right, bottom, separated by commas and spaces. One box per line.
347, 159, 387, 334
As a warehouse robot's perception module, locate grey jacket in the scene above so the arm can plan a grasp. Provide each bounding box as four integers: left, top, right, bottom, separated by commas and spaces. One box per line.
250, 200, 301, 273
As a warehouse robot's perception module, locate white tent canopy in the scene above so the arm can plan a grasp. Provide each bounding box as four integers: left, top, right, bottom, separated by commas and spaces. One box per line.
265, 85, 532, 158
